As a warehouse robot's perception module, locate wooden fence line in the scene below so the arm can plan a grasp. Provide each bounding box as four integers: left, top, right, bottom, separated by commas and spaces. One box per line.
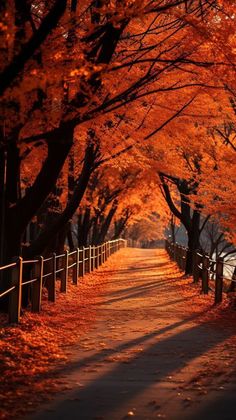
0, 239, 127, 324
165, 240, 235, 305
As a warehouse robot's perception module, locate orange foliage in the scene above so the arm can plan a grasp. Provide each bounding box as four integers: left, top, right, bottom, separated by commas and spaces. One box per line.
0, 261, 117, 419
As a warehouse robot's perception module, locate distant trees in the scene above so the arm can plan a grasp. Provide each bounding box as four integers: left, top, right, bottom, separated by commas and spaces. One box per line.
159, 173, 203, 274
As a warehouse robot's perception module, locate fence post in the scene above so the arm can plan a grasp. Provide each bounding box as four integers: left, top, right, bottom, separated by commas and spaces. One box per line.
97, 245, 100, 266
88, 245, 91, 273
181, 247, 184, 270
104, 243, 107, 261
9, 257, 23, 323
183, 247, 187, 272
96, 246, 98, 267
193, 251, 201, 283
48, 253, 56, 302
174, 244, 177, 263
84, 247, 87, 273
180, 247, 184, 269
61, 250, 68, 292
215, 257, 224, 304
175, 245, 179, 267
31, 256, 43, 313
201, 255, 209, 294
90, 245, 94, 271
106, 242, 108, 260
78, 249, 83, 277
82, 247, 85, 275
100, 244, 103, 264
95, 246, 98, 269
90, 247, 92, 272
72, 249, 79, 285
93, 246, 96, 270
179, 246, 182, 268
101, 244, 103, 263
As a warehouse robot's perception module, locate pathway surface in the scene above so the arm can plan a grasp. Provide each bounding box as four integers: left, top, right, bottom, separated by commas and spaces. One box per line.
27, 248, 236, 420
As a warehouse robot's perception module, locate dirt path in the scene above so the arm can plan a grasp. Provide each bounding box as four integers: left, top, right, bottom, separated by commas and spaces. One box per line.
26, 248, 236, 420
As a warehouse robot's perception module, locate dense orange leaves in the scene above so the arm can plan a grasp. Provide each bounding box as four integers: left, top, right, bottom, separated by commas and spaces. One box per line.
1, 8, 236, 420
0, 259, 118, 419
1, 249, 236, 418
0, 2, 236, 275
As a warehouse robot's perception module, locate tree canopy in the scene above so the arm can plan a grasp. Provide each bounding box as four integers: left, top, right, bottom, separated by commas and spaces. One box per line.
0, 0, 235, 285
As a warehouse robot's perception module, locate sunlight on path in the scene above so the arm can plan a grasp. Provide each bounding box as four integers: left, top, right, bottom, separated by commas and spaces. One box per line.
26, 248, 236, 420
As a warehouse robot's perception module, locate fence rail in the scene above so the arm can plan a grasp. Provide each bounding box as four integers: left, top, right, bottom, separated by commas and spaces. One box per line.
0, 239, 127, 324
165, 240, 236, 305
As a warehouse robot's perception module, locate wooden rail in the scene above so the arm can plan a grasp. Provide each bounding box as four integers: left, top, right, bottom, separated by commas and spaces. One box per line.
0, 239, 127, 324
165, 240, 236, 305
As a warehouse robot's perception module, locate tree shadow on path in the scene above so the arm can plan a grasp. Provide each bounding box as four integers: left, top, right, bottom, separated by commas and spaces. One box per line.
26, 248, 236, 419
95, 278, 191, 306
28, 310, 236, 419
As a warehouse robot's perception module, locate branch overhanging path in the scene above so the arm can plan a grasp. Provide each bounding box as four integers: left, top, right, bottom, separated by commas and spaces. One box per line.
22, 247, 236, 420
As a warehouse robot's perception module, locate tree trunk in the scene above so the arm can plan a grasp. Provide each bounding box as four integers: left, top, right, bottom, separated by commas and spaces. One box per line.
0, 142, 21, 310
170, 215, 176, 243
185, 210, 200, 275
15, 135, 73, 239
113, 214, 129, 239
4, 142, 21, 260
24, 142, 98, 258
67, 222, 74, 251
0, 147, 6, 266
0, 0, 67, 95
78, 207, 91, 246
96, 201, 118, 244
228, 266, 236, 293
91, 214, 100, 245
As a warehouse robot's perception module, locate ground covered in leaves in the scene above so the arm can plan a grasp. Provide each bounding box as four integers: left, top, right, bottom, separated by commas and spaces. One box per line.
0, 257, 118, 419
1, 248, 236, 420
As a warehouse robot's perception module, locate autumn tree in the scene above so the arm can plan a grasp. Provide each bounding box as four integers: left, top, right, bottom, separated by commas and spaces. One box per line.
0, 0, 235, 303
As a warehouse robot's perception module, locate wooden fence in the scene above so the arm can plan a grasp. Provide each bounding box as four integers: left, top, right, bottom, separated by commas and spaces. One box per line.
165, 239, 236, 305
0, 239, 127, 324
